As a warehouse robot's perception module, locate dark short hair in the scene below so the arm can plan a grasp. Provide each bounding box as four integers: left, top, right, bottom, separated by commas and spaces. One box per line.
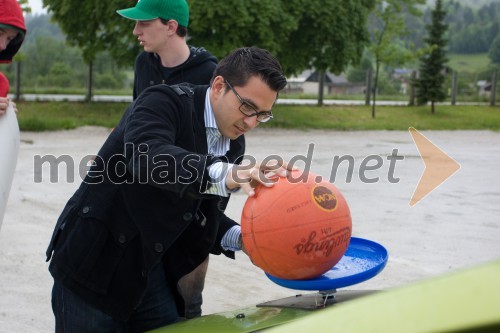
160, 19, 188, 38
212, 47, 287, 93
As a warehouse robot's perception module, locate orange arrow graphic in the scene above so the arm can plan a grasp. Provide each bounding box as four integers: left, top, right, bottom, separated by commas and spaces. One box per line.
409, 127, 461, 207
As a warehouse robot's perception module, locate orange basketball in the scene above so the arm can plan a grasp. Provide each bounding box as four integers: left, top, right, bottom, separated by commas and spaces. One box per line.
241, 169, 352, 280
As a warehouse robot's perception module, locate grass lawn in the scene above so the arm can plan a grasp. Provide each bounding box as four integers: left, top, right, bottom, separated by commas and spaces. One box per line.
16, 101, 500, 132
17, 101, 129, 131
447, 53, 492, 73
267, 104, 500, 131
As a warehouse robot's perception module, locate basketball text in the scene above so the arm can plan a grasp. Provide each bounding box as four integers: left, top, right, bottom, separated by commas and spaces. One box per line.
293, 227, 351, 257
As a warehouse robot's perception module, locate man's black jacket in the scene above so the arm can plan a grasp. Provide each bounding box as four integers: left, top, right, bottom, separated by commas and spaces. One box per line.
46, 84, 244, 320
133, 46, 218, 100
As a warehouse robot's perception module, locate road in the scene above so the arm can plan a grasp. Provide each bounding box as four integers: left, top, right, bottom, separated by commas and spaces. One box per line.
16, 93, 403, 105
12, 94, 491, 106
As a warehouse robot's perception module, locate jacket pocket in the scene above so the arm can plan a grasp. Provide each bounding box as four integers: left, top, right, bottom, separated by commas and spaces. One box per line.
52, 204, 136, 295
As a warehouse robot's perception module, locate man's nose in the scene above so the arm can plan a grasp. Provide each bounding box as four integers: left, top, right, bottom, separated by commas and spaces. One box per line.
243, 115, 258, 128
133, 22, 141, 36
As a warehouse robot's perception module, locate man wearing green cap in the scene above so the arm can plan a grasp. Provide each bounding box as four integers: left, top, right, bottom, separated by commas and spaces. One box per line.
116, 0, 218, 320
117, 0, 218, 100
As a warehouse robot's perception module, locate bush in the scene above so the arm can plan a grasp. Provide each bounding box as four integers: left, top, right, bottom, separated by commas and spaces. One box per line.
46, 62, 76, 87
94, 72, 126, 90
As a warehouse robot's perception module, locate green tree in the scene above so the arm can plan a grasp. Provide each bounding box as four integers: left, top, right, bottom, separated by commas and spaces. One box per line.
22, 35, 85, 91
415, 0, 448, 114
42, 0, 375, 103
278, 0, 375, 105
24, 12, 65, 43
47, 62, 76, 87
368, 0, 425, 118
347, 53, 373, 83
43, 0, 139, 100
188, 0, 300, 59
189, 0, 375, 106
489, 35, 500, 65
444, 1, 500, 54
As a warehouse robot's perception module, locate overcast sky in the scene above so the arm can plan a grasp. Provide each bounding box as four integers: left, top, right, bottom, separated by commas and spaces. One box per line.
28, 0, 46, 14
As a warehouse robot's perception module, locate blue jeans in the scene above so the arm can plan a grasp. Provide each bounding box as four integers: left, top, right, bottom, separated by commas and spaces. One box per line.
52, 264, 179, 333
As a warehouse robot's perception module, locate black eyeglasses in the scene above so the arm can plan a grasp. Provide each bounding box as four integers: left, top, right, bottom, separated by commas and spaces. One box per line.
225, 80, 273, 123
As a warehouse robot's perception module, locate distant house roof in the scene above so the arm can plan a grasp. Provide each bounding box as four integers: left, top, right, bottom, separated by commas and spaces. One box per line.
287, 70, 313, 83
288, 69, 349, 85
477, 80, 492, 92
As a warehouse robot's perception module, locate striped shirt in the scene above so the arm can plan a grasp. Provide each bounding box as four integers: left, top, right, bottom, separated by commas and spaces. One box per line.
203, 89, 242, 251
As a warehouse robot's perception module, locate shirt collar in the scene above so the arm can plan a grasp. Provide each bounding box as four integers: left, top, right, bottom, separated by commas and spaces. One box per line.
204, 88, 231, 153
204, 88, 218, 129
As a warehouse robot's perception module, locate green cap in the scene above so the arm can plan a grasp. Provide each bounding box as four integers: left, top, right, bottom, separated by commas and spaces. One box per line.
117, 0, 189, 27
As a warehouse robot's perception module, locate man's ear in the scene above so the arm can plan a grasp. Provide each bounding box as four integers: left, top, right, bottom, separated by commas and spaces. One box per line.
166, 19, 179, 34
211, 76, 225, 95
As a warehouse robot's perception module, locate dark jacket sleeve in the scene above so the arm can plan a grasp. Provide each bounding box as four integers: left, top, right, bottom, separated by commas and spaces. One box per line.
124, 85, 220, 198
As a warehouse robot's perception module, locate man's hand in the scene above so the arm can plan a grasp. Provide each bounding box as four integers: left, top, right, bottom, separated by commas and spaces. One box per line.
225, 160, 294, 197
